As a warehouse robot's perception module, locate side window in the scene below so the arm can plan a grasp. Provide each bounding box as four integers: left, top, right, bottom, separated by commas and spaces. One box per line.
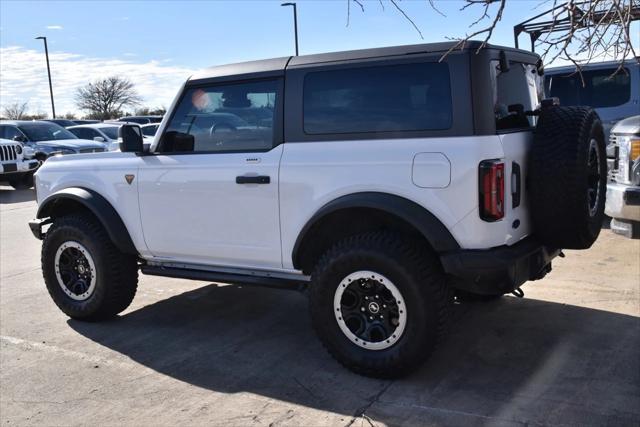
303, 62, 452, 135
69, 128, 90, 139
545, 68, 631, 108
142, 125, 158, 136
160, 79, 279, 153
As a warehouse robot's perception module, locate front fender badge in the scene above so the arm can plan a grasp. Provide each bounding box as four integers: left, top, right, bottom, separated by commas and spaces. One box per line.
125, 174, 135, 185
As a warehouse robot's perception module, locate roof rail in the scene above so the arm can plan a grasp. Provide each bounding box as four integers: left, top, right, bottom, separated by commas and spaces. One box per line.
514, 1, 640, 52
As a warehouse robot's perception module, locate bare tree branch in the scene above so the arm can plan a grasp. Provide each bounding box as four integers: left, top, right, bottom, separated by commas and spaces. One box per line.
389, 0, 424, 39
2, 101, 29, 120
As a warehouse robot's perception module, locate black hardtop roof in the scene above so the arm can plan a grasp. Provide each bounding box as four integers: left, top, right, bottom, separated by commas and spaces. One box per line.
189, 41, 538, 82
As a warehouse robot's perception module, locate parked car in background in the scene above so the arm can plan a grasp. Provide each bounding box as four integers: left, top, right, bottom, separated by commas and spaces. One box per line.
606, 116, 640, 238
72, 119, 100, 125
0, 138, 40, 189
41, 119, 78, 128
0, 120, 107, 158
544, 60, 639, 143
140, 123, 159, 137
117, 115, 163, 124
67, 123, 122, 151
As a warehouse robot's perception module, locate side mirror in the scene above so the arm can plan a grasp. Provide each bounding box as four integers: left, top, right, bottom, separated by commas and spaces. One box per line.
93, 136, 105, 142
119, 125, 144, 153
12, 135, 26, 143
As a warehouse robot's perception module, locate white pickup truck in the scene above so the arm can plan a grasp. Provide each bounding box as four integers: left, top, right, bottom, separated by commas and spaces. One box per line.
29, 42, 606, 377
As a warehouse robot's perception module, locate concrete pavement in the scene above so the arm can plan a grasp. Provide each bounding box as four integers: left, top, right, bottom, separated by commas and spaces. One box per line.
1, 186, 639, 426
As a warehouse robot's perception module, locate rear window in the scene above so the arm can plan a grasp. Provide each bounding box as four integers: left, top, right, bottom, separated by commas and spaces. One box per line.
491, 61, 541, 132
303, 62, 452, 135
545, 68, 631, 108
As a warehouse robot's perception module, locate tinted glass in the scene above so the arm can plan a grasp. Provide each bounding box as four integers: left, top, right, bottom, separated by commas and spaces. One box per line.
160, 79, 278, 153
545, 68, 631, 108
303, 62, 452, 134
491, 61, 541, 131
19, 123, 77, 141
0, 126, 22, 140
141, 125, 158, 136
99, 126, 120, 139
148, 117, 163, 123
68, 128, 90, 139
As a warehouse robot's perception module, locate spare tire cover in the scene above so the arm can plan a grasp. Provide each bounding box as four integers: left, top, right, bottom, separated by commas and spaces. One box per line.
529, 106, 606, 249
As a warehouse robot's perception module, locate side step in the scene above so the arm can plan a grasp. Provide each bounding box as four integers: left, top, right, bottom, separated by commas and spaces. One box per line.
140, 265, 309, 291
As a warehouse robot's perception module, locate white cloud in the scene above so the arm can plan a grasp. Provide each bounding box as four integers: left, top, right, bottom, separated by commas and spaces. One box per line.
0, 46, 196, 116
46, 25, 63, 30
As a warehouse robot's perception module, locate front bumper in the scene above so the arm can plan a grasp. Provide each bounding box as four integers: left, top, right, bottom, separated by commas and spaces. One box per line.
0, 160, 40, 176
605, 182, 640, 221
28, 218, 52, 240
440, 238, 560, 295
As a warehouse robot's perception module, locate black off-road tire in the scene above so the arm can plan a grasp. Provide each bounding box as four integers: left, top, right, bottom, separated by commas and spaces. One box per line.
9, 173, 34, 189
309, 232, 452, 378
530, 106, 606, 249
41, 214, 138, 321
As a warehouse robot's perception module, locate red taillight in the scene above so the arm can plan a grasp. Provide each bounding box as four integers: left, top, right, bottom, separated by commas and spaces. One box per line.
479, 160, 505, 222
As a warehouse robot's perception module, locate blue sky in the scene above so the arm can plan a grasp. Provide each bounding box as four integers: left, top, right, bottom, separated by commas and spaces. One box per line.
0, 0, 637, 116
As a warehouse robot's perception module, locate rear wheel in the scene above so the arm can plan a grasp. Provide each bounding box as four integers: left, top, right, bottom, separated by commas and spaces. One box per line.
41, 214, 138, 321
309, 232, 451, 378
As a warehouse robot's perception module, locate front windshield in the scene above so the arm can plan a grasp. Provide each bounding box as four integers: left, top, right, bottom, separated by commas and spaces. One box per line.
19, 123, 78, 142
99, 126, 120, 139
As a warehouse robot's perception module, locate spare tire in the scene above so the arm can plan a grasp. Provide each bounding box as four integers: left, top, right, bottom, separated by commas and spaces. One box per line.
529, 106, 606, 249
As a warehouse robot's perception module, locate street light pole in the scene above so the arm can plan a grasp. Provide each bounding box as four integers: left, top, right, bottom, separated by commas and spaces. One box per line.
281, 2, 299, 56
35, 36, 56, 118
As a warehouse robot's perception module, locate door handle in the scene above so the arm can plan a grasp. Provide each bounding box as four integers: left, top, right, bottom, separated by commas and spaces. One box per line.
236, 175, 270, 184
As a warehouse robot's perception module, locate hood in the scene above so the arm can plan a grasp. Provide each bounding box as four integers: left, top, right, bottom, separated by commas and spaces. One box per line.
34, 139, 106, 149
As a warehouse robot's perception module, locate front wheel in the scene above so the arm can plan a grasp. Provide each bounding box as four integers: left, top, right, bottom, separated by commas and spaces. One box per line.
309, 232, 452, 378
41, 214, 138, 321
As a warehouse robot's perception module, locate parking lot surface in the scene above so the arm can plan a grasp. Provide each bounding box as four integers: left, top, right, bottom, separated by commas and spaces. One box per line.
1, 186, 639, 426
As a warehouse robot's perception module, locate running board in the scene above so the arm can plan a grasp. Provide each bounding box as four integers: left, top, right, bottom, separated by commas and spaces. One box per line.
140, 265, 310, 291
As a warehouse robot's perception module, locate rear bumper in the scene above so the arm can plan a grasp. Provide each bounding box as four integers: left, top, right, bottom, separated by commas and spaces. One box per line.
605, 182, 640, 221
440, 237, 560, 295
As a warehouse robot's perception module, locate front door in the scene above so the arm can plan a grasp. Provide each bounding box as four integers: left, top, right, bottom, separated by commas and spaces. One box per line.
138, 78, 284, 269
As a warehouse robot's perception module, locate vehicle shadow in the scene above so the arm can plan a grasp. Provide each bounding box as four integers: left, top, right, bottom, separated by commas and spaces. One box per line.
0, 187, 36, 204
68, 283, 640, 425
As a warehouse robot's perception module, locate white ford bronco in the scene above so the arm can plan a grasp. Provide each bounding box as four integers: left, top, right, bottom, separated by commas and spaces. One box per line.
29, 42, 606, 377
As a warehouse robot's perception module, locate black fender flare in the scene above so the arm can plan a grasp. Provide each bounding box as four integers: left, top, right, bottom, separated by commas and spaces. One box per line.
37, 187, 138, 255
291, 192, 460, 269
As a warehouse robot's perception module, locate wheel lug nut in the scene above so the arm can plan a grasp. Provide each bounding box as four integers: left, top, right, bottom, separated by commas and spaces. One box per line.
369, 316, 373, 320
375, 295, 379, 299
365, 296, 369, 300
361, 307, 365, 312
